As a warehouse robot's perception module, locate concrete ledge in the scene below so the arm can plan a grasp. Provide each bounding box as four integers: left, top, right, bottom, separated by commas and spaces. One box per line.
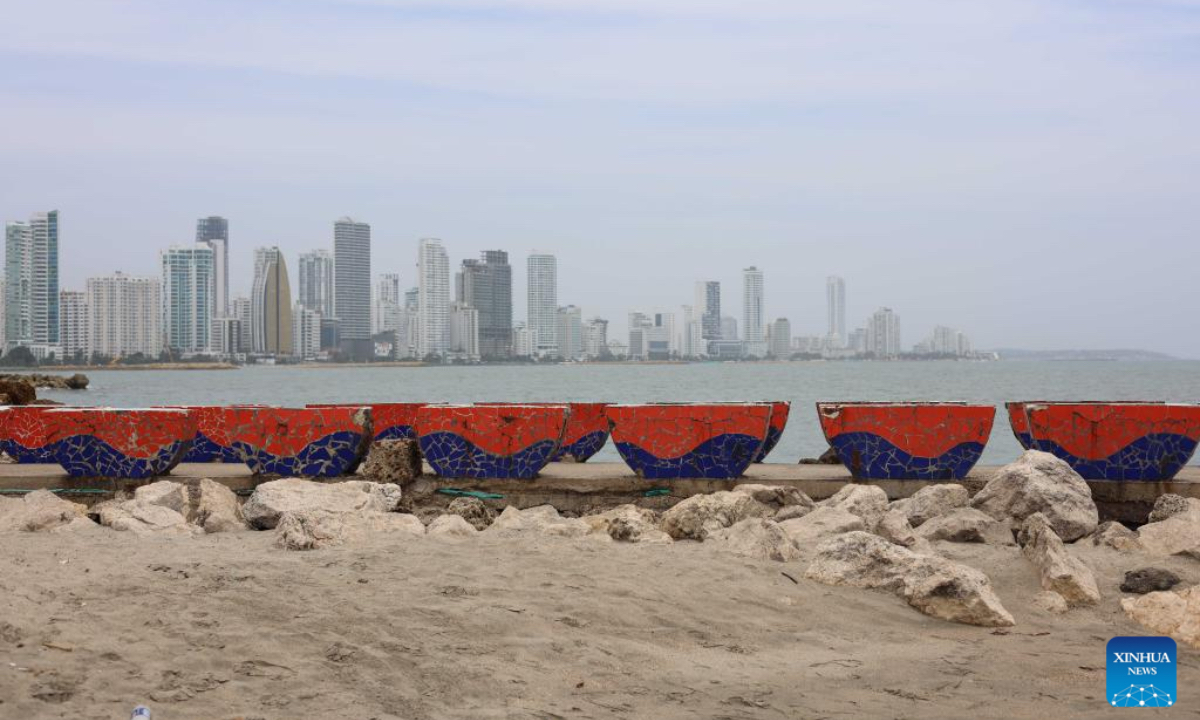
1, 462, 1197, 524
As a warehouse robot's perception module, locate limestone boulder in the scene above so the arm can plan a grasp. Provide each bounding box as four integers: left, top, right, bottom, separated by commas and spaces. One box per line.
1147, 494, 1200, 524
659, 491, 773, 541
1122, 586, 1200, 649
584, 505, 670, 544
708, 519, 801, 562
360, 439, 423, 485
1031, 591, 1069, 615
97, 501, 197, 537
190, 478, 246, 533
446, 496, 495, 531
1092, 521, 1142, 552
242, 478, 403, 529
275, 509, 424, 550
1017, 513, 1100, 607
916, 508, 1012, 545
874, 508, 921, 549
132, 479, 245, 533
774, 505, 813, 522
897, 484, 969, 527
1138, 514, 1200, 557
804, 531, 1014, 627
0, 490, 92, 533
487, 505, 590, 538
820, 485, 888, 527
970, 451, 1098, 542
731, 484, 815, 512
780, 507, 865, 547
427, 514, 479, 538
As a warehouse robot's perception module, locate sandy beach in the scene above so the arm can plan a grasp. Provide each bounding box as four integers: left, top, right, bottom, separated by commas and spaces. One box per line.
2, 519, 1197, 720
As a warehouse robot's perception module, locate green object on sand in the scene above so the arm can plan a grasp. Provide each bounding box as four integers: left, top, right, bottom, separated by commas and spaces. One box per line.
643, 488, 670, 497
435, 488, 505, 500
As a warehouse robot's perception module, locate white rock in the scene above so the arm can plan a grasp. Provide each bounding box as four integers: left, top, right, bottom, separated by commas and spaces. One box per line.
190, 478, 247, 533
1031, 591, 1069, 614
487, 505, 590, 538
970, 451, 1098, 542
1017, 513, 1100, 607
584, 505, 671, 543
1092, 521, 1142, 552
780, 507, 865, 547
134, 481, 190, 515
98, 501, 197, 537
1138, 511, 1200, 557
1, 490, 92, 533
774, 505, 813, 522
900, 484, 969, 527
804, 531, 1014, 627
707, 519, 801, 562
731, 484, 815, 511
820, 485, 889, 527
659, 491, 773, 540
275, 509, 425, 550
1122, 585, 1200, 649
242, 478, 403, 529
874, 508, 919, 547
427, 514, 479, 538
916, 508, 1012, 545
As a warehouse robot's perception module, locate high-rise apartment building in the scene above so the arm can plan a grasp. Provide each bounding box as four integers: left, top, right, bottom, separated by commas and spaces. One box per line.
231, 296, 252, 354
373, 272, 402, 336
826, 275, 846, 348
161, 243, 215, 353
867, 307, 901, 358
742, 266, 765, 356
721, 315, 739, 342
196, 216, 228, 317
58, 291, 89, 361
4, 210, 59, 348
527, 253, 558, 358
449, 302, 480, 362
333, 217, 371, 358
556, 305, 583, 361
512, 322, 533, 357
768, 318, 792, 359
458, 251, 512, 358
417, 238, 450, 358
694, 280, 721, 347
583, 317, 608, 359
251, 247, 292, 355
292, 304, 322, 360
297, 249, 335, 318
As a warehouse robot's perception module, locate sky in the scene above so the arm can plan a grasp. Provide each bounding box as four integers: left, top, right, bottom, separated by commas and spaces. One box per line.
2, 0, 1198, 356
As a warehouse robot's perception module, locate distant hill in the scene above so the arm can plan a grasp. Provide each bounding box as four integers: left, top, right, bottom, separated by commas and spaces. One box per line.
992, 348, 1178, 361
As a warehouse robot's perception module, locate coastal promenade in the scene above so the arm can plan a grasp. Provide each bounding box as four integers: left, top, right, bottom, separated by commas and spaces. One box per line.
3, 461, 1198, 524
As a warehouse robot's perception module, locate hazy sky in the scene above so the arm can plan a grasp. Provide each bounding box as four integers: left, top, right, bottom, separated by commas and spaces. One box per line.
3, 0, 1198, 356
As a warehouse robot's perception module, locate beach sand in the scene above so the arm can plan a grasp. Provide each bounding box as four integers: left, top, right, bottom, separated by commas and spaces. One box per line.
1, 525, 1197, 719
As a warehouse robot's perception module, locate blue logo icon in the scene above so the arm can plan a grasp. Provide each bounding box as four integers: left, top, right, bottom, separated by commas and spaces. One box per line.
1107, 636, 1177, 707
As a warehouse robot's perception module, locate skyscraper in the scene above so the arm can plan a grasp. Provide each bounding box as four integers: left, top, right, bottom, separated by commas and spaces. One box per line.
161, 243, 215, 353
417, 238, 450, 358
695, 281, 721, 339
292, 304, 322, 360
583, 317, 608, 359
826, 275, 846, 348
297, 249, 335, 318
196, 216, 229, 317
58, 291, 89, 361
333, 217, 371, 358
87, 273, 163, 359
449, 302, 480, 362
768, 318, 792, 359
557, 305, 583, 360
251, 247, 293, 355
527, 252, 558, 357
4, 210, 59, 349
742, 266, 765, 356
373, 272, 402, 335
458, 251, 513, 358
867, 307, 901, 358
